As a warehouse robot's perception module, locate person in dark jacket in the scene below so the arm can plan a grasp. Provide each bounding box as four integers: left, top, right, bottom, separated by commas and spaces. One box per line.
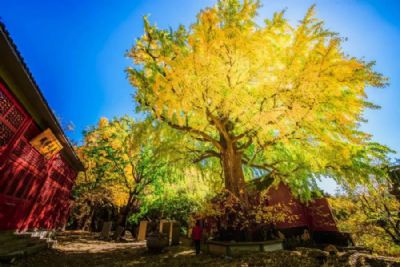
191, 220, 203, 255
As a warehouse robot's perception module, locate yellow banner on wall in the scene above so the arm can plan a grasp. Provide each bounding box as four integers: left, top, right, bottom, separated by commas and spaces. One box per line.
30, 128, 63, 159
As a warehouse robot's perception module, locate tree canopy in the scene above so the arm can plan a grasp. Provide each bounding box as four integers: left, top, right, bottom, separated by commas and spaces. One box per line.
79, 116, 184, 236
127, 0, 391, 200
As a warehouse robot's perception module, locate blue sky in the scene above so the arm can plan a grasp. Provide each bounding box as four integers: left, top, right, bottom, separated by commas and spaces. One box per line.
2, 0, 399, 193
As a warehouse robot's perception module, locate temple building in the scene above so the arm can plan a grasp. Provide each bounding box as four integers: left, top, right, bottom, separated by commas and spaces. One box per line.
259, 182, 344, 244
0, 22, 83, 232
200, 179, 350, 246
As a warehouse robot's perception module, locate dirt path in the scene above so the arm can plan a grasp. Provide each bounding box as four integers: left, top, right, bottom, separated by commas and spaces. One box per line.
9, 231, 400, 267
11, 231, 232, 267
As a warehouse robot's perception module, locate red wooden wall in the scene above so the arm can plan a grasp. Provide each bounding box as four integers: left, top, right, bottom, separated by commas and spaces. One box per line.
0, 81, 77, 231
306, 198, 338, 232
266, 183, 338, 232
266, 183, 309, 229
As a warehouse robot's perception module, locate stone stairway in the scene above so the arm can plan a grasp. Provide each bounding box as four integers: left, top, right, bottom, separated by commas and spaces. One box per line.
0, 231, 55, 264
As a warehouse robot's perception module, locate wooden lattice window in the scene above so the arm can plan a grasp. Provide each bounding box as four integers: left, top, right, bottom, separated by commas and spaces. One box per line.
49, 169, 64, 186
0, 121, 13, 147
0, 81, 27, 153
0, 89, 12, 115
23, 122, 40, 141
49, 154, 75, 185
0, 139, 47, 198
0, 81, 47, 200
13, 140, 46, 170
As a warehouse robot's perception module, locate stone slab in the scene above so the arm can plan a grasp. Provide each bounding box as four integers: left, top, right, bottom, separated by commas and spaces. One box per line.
137, 221, 148, 241
207, 240, 283, 257
100, 221, 112, 240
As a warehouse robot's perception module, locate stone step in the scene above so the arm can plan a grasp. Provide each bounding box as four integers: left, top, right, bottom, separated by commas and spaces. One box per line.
0, 237, 44, 254
0, 231, 53, 264
0, 242, 48, 263
338, 245, 372, 254
0, 231, 28, 243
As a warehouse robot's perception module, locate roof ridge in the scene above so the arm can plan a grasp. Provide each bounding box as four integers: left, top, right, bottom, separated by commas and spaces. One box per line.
0, 21, 84, 170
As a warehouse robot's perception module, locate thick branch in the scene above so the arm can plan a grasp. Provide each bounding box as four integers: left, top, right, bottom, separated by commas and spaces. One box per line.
193, 150, 221, 163
233, 129, 255, 142
241, 158, 279, 173
205, 109, 230, 143
237, 134, 255, 151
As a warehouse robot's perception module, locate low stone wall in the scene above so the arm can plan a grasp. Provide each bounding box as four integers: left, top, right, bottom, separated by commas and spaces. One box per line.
207, 240, 283, 257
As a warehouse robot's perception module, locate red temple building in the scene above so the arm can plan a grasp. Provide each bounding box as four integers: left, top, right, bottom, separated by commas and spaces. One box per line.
202, 180, 348, 245
265, 183, 337, 231
263, 182, 345, 244
0, 22, 84, 232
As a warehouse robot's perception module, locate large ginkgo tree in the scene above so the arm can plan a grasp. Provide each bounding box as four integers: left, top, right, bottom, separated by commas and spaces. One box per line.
127, 0, 390, 201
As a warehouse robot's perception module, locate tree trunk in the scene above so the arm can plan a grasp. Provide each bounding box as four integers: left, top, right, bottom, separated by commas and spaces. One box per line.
220, 137, 248, 204
83, 207, 95, 231
113, 206, 129, 240
113, 195, 139, 240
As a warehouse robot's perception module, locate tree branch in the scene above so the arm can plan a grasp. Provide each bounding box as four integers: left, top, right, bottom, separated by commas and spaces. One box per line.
158, 113, 222, 151
193, 150, 221, 163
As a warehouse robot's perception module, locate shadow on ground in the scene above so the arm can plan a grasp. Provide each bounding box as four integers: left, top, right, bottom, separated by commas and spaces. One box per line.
7, 231, 400, 267
10, 231, 230, 267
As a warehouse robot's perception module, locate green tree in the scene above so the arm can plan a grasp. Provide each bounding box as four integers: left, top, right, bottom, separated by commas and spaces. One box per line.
82, 116, 181, 238
70, 144, 116, 231
130, 166, 220, 232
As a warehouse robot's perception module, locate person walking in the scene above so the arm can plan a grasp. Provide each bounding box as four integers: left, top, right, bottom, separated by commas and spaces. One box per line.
191, 220, 203, 255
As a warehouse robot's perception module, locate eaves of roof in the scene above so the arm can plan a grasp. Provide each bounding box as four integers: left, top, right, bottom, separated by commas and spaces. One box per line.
0, 20, 84, 171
